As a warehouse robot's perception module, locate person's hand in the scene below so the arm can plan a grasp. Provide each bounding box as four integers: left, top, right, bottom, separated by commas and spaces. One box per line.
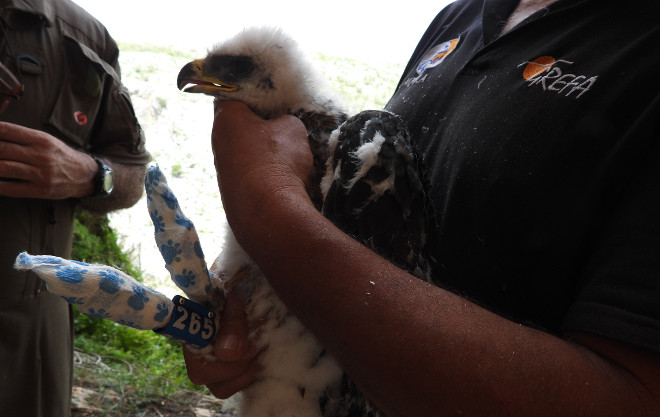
182, 288, 261, 398
210, 101, 312, 231
0, 121, 96, 199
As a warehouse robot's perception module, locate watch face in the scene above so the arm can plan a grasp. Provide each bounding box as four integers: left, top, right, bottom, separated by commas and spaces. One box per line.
103, 168, 115, 193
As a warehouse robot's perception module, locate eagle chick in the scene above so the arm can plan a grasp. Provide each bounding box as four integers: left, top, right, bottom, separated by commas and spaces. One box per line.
178, 26, 346, 209
177, 26, 434, 417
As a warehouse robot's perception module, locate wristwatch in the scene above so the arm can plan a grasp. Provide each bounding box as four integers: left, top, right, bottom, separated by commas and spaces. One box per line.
90, 156, 114, 198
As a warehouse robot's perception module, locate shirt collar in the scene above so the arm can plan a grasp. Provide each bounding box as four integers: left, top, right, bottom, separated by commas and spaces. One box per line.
1, 0, 55, 26
481, 0, 519, 43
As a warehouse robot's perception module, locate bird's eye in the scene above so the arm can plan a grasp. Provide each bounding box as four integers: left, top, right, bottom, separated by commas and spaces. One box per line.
207, 55, 255, 82
232, 57, 255, 78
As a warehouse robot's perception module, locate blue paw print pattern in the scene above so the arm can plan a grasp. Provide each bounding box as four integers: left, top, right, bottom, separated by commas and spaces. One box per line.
62, 296, 85, 305
14, 252, 174, 331
162, 189, 179, 211
160, 240, 182, 265
175, 212, 193, 230
150, 209, 166, 234
145, 164, 163, 202
15, 251, 216, 347
99, 270, 124, 294
85, 308, 111, 320
128, 285, 150, 311
154, 302, 171, 323
146, 165, 221, 303
56, 265, 88, 284
14, 253, 99, 298
174, 268, 196, 288
118, 319, 140, 329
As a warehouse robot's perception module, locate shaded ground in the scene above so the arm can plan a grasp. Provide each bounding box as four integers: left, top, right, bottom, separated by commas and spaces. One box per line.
72, 349, 236, 417
72, 385, 230, 417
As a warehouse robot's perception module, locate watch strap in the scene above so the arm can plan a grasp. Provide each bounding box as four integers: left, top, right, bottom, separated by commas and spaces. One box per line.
88, 155, 114, 198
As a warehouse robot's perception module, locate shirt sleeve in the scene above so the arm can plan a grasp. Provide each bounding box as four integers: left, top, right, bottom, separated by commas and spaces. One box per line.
563, 96, 660, 353
88, 50, 151, 165
90, 73, 151, 165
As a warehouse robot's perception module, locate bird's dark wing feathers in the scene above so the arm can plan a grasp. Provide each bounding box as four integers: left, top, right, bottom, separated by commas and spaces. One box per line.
320, 110, 436, 417
294, 109, 348, 210
322, 110, 435, 282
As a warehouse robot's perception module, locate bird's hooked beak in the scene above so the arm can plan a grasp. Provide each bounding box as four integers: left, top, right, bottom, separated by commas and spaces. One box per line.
177, 59, 239, 94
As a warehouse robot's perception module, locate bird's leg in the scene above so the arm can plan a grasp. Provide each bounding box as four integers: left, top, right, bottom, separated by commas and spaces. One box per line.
217, 265, 251, 294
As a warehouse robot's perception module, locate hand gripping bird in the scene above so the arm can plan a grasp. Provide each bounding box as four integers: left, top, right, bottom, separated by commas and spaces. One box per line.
16, 26, 435, 417
177, 27, 436, 417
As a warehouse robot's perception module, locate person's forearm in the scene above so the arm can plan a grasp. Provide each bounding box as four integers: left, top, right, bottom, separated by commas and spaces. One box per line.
0, 122, 146, 209
208, 103, 659, 416
233, 192, 658, 417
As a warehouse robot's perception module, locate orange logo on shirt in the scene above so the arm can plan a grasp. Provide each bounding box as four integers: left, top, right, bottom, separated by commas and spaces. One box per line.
519, 56, 598, 99
74, 111, 88, 126
522, 56, 557, 79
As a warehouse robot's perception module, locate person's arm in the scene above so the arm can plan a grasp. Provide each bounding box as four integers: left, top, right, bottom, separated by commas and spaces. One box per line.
80, 159, 146, 214
0, 121, 145, 213
195, 102, 660, 417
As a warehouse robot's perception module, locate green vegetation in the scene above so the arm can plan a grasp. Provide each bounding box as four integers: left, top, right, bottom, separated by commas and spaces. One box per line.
118, 41, 202, 61
73, 211, 141, 277
170, 162, 185, 178
71, 212, 204, 415
314, 52, 403, 112
74, 307, 198, 394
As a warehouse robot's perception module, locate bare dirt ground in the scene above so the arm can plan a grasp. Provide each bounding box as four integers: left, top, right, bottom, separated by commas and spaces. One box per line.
72, 349, 236, 417
71, 384, 230, 417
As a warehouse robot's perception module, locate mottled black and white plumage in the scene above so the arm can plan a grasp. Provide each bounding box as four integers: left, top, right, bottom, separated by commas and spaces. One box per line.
322, 110, 434, 281
177, 27, 434, 417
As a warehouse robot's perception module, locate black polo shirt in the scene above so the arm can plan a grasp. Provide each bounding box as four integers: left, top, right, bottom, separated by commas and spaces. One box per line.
386, 0, 660, 353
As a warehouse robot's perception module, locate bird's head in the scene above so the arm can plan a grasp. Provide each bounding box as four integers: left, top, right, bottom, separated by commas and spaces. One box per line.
177, 27, 327, 119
